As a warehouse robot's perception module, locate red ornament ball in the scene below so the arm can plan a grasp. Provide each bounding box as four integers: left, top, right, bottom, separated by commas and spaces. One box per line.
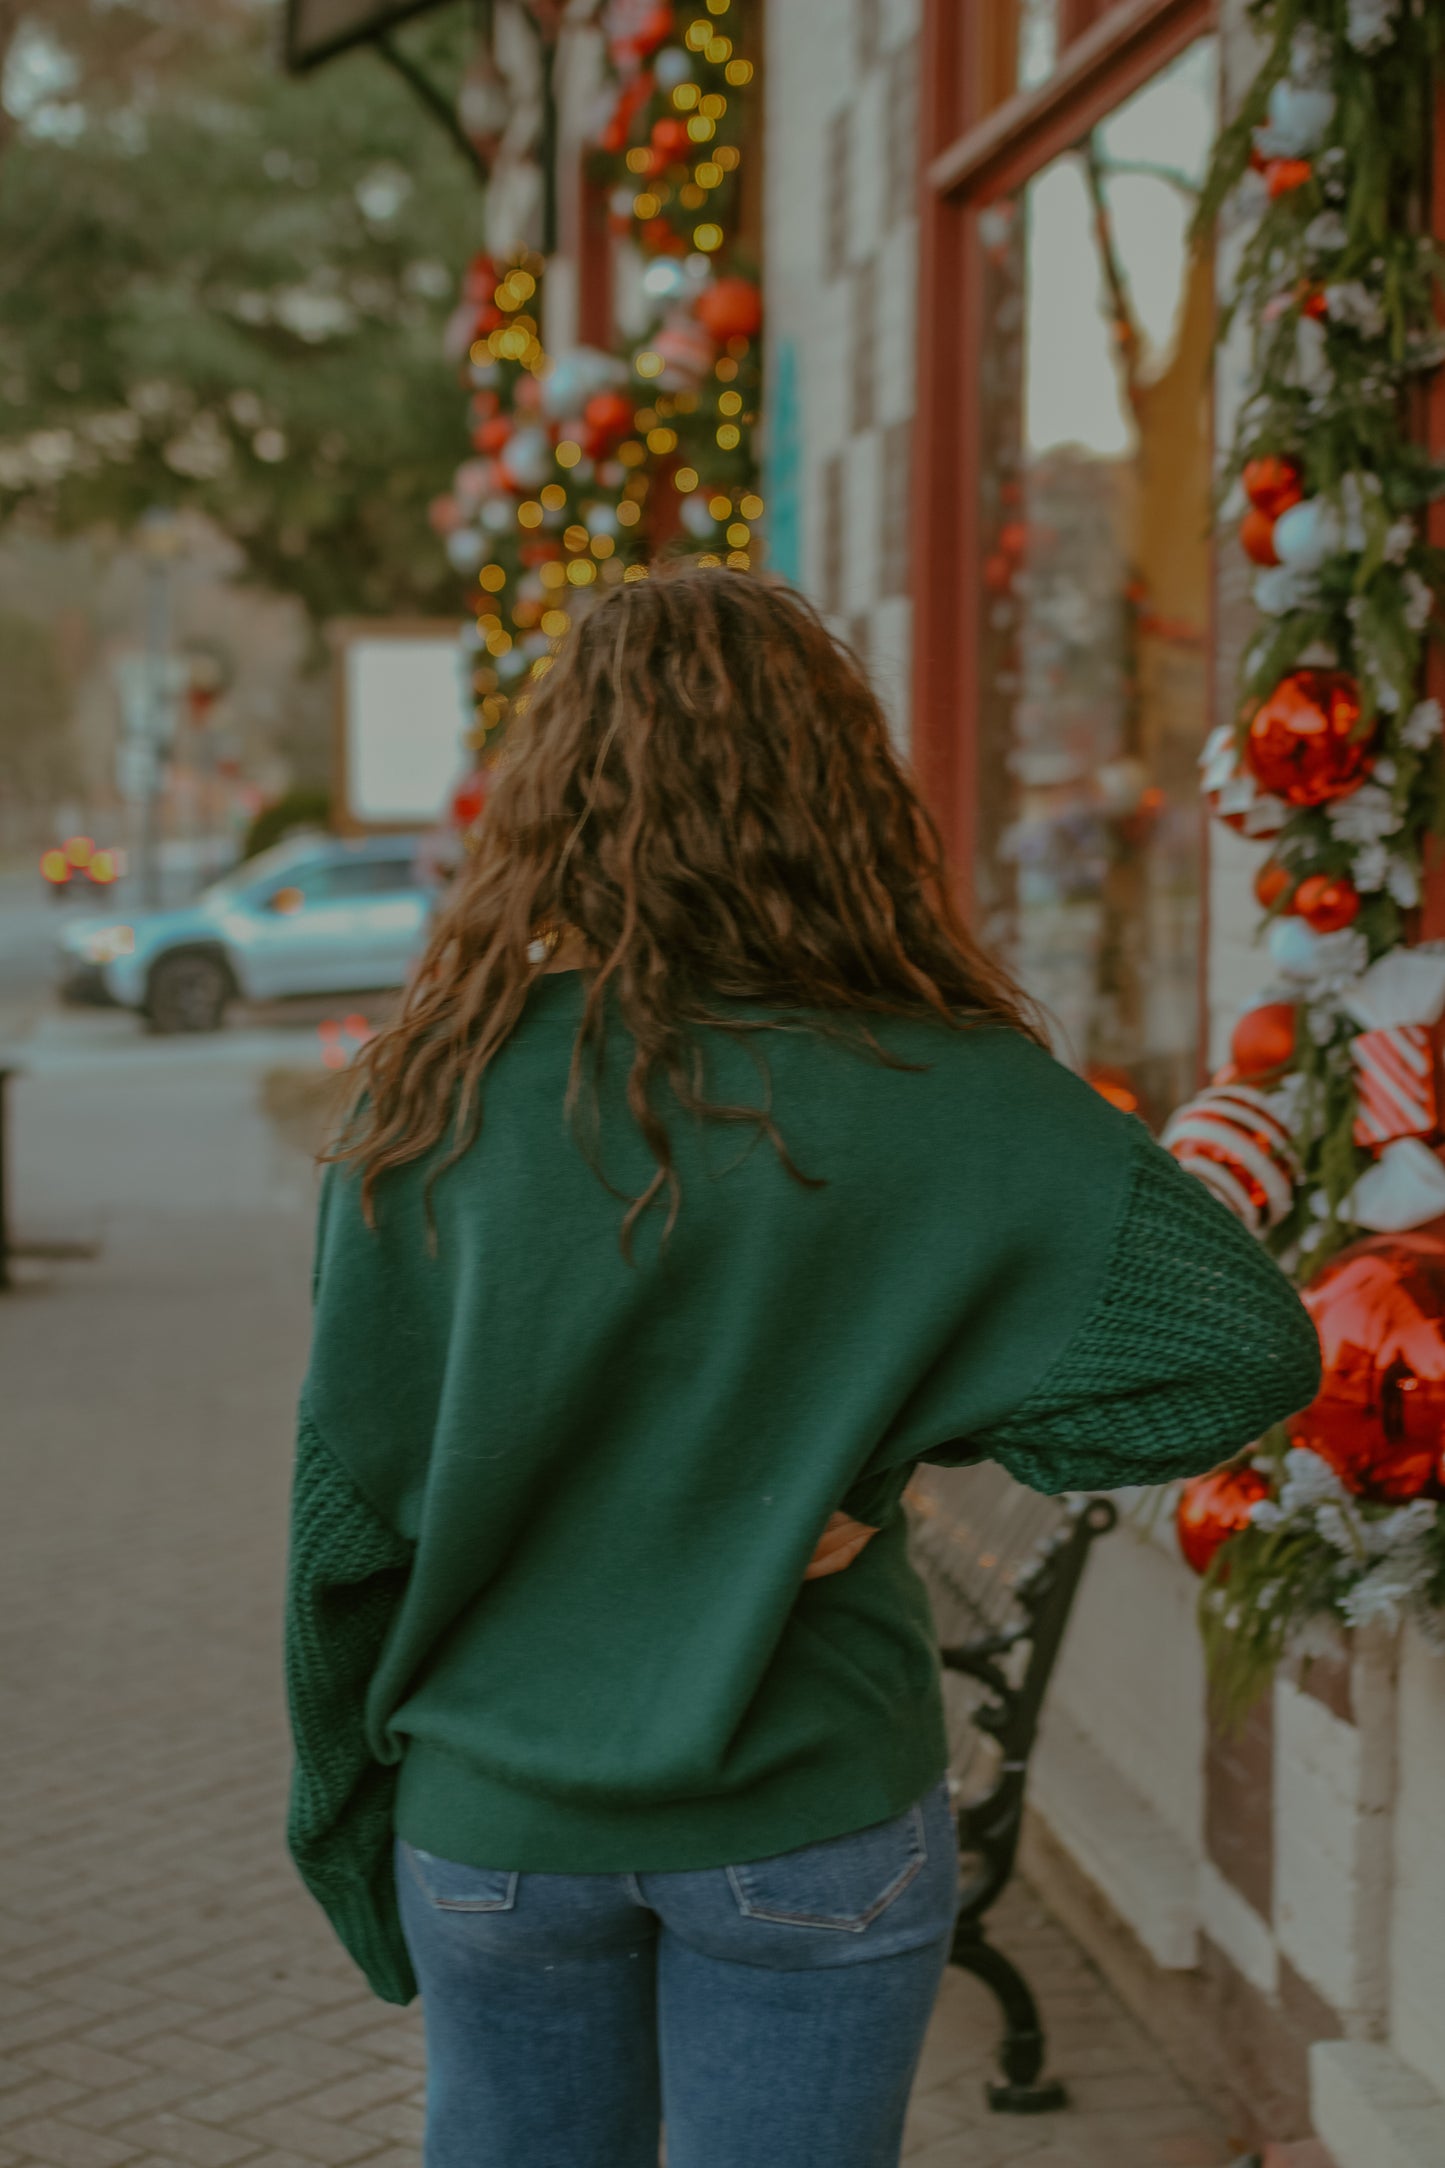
1266, 157, 1313, 198
450, 770, 490, 829
696, 277, 764, 344
1293, 872, 1361, 934
1240, 508, 1280, 567
1243, 456, 1305, 520
1230, 1001, 1297, 1080
473, 416, 513, 456
650, 115, 693, 163
1291, 1234, 1445, 1501
1254, 859, 1293, 911
583, 389, 635, 442
1245, 671, 1373, 808
1177, 1466, 1271, 1576
632, 5, 674, 57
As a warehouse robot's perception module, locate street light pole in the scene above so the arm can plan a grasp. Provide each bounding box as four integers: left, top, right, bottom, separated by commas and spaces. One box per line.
134, 508, 183, 910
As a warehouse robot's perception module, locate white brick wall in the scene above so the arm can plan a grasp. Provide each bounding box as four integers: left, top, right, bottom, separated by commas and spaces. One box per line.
1273, 1667, 1392, 2027
1389, 1629, 1445, 2088
764, 0, 919, 741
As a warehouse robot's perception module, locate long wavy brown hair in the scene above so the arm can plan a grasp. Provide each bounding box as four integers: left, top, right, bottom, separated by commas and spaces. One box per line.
333, 564, 1042, 1244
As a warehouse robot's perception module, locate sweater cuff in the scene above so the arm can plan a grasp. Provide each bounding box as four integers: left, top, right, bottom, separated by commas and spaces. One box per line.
314, 1868, 418, 2007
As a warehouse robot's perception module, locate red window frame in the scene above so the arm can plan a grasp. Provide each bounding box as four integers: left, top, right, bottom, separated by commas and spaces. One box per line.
910, 0, 1215, 882
1420, 80, 1445, 938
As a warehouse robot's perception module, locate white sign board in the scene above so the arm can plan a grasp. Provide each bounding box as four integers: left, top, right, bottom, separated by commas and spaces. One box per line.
338, 628, 466, 830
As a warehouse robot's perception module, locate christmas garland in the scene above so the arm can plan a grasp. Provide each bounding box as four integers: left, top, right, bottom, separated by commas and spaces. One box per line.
591, 0, 763, 564
1163, 0, 1445, 1720
429, 247, 648, 772
429, 0, 762, 794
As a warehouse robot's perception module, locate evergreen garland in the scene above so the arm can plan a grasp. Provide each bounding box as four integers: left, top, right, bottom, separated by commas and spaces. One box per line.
1183, 0, 1445, 1719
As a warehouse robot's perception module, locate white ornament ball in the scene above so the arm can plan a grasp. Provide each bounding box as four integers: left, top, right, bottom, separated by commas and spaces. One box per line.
585, 503, 620, 538
445, 527, 486, 572
541, 347, 621, 421
1263, 78, 1336, 157
1267, 914, 1328, 979
501, 426, 553, 490
481, 498, 516, 535
642, 258, 688, 302
653, 47, 694, 92
680, 495, 717, 540
1273, 497, 1342, 574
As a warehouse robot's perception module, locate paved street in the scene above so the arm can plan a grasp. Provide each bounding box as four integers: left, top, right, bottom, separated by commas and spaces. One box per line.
1, 995, 1239, 2168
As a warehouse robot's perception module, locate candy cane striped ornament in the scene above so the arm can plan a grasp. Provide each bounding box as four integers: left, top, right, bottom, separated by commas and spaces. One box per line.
1161, 1084, 1301, 1235
1351, 1025, 1436, 1150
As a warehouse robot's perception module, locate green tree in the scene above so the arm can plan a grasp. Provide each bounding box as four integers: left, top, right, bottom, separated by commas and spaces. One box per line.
0, 2, 482, 622
0, 606, 75, 808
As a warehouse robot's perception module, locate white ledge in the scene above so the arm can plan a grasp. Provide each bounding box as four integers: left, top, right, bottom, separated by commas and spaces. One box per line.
1028, 1701, 1200, 1970
1312, 2041, 1445, 2168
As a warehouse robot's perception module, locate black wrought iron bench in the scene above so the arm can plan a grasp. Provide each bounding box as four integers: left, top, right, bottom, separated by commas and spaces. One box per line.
906, 1461, 1117, 2114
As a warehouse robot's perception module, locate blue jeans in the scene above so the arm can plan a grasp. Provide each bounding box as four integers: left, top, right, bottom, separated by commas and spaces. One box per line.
394, 1778, 960, 2168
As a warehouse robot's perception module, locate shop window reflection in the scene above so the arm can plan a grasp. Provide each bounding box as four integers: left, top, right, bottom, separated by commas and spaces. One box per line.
975, 37, 1217, 1128
1018, 0, 1061, 91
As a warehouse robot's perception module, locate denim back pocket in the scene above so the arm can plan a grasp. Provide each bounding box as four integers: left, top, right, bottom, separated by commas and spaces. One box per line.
726, 1801, 927, 1932
400, 1841, 519, 1914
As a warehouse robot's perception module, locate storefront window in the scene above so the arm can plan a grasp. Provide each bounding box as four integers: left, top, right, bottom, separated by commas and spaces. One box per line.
974, 36, 1217, 1125
1017, 0, 1061, 91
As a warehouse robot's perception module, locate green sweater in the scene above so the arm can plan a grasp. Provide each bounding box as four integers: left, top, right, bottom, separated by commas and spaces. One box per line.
284, 981, 1320, 2004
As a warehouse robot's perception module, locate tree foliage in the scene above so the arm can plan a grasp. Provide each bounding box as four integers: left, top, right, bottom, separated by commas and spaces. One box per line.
0, 605, 76, 805
0, 1, 482, 621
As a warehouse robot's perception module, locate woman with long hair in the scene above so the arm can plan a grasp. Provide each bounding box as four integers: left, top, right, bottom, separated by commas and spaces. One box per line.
285, 565, 1318, 2168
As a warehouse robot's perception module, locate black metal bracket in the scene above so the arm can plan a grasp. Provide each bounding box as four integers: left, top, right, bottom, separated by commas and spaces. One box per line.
373, 32, 493, 183
942, 1493, 1117, 2113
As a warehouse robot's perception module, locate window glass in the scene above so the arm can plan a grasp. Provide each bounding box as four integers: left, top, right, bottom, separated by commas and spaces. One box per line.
974, 36, 1217, 1126
1017, 0, 1061, 90
309, 858, 418, 899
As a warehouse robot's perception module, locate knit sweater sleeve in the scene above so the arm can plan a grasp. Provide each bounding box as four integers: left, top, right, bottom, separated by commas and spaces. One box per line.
954, 1130, 1321, 1496
284, 1405, 417, 2006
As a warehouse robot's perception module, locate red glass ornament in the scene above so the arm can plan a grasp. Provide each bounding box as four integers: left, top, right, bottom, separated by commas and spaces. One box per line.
463, 253, 499, 303
598, 70, 654, 154
1085, 1065, 1141, 1117
1245, 671, 1373, 807
1293, 873, 1361, 934
650, 115, 693, 163
584, 389, 635, 442
1298, 285, 1329, 321
1230, 1002, 1297, 1079
1177, 1466, 1271, 1576
629, 5, 674, 58
1254, 860, 1293, 911
696, 277, 764, 344
451, 770, 490, 829
1240, 507, 1280, 566
1242, 452, 1303, 516
473, 416, 513, 456
1266, 157, 1313, 197
1291, 1235, 1445, 1501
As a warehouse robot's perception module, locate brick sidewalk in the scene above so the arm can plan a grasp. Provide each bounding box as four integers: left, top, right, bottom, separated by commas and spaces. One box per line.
0, 1029, 1238, 2168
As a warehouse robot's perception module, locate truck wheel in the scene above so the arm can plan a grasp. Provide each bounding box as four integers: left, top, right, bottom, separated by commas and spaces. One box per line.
146, 951, 230, 1033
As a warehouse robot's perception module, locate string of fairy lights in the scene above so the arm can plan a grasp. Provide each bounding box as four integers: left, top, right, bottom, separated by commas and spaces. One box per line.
432, 0, 764, 785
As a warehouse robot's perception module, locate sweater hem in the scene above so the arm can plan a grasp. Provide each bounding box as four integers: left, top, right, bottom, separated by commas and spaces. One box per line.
393, 1726, 951, 1875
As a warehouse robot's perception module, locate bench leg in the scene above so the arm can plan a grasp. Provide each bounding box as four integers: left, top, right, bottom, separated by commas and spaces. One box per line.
950, 1919, 1068, 2114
